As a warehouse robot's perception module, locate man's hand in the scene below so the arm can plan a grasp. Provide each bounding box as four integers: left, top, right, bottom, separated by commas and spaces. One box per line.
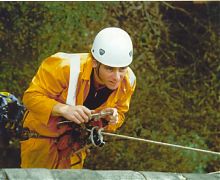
52, 103, 93, 124
100, 108, 118, 125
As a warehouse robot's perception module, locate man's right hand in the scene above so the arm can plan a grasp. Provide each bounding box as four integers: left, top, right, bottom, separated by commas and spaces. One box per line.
52, 103, 93, 124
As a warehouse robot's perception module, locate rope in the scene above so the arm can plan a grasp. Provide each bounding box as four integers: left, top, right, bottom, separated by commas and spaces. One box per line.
102, 132, 220, 156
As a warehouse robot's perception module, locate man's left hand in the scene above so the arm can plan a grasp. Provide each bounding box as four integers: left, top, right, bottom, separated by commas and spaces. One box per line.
100, 108, 118, 125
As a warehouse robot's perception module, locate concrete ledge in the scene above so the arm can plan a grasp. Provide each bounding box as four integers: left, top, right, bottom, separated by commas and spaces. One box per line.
0, 169, 219, 180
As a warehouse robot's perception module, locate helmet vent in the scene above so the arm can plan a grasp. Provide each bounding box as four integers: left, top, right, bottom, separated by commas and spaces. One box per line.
99, 49, 105, 56
129, 50, 133, 57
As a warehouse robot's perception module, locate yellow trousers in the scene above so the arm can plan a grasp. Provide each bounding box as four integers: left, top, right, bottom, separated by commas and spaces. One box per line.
20, 137, 86, 169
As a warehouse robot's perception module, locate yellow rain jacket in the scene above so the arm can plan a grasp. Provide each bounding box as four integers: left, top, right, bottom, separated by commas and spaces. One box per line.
21, 52, 136, 169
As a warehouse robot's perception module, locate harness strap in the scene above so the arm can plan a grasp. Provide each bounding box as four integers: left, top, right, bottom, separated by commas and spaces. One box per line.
66, 54, 80, 106
54, 52, 80, 106
21, 128, 71, 141
51, 52, 81, 106
21, 128, 52, 140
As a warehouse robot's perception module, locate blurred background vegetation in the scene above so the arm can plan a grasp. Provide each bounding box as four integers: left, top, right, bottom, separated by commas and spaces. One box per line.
0, 1, 219, 173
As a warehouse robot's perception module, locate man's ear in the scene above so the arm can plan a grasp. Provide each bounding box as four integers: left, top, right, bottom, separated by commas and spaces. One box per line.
92, 59, 98, 68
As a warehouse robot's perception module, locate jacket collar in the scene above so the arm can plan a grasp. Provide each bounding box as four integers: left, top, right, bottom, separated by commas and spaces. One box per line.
81, 53, 93, 80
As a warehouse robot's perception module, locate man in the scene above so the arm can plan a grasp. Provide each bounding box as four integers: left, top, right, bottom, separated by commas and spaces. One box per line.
21, 27, 136, 169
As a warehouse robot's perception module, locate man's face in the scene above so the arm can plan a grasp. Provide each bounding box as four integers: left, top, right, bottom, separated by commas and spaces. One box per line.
93, 60, 128, 90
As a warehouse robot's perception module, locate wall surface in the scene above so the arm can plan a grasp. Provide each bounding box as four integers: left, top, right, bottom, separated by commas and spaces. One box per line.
0, 169, 219, 180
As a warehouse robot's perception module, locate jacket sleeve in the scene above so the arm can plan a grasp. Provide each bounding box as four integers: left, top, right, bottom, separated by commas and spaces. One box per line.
105, 73, 136, 132
22, 56, 70, 125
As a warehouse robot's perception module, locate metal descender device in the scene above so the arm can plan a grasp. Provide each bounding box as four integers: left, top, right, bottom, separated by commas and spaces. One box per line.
57, 111, 113, 127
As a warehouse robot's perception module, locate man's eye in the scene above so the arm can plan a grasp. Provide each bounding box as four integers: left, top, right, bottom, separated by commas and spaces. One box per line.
106, 66, 114, 71
119, 67, 128, 71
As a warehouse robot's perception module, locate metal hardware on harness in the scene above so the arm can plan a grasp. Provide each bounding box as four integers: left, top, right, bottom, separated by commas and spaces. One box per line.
88, 127, 105, 147
90, 111, 113, 120
57, 111, 113, 127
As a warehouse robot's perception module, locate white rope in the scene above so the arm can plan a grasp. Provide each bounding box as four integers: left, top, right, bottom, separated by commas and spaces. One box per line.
102, 132, 220, 156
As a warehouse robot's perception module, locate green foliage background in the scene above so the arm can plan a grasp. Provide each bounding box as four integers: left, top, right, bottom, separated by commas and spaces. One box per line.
0, 1, 219, 172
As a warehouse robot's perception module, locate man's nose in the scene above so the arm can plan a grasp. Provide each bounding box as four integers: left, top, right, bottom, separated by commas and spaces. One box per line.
113, 70, 121, 81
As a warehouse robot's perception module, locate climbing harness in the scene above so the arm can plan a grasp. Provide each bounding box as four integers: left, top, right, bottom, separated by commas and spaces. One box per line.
56, 111, 111, 167
57, 111, 112, 150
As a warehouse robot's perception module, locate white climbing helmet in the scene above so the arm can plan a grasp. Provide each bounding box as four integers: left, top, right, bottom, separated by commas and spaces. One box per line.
91, 27, 133, 67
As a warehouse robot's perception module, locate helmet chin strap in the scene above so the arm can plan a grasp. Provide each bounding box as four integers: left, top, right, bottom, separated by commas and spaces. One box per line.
96, 62, 101, 78
93, 62, 105, 89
